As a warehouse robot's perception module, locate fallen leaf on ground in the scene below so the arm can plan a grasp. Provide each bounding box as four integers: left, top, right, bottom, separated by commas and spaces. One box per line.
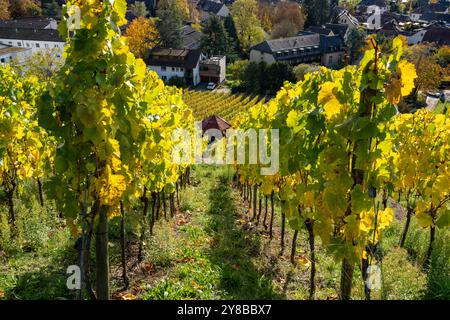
121, 293, 137, 300
298, 254, 311, 267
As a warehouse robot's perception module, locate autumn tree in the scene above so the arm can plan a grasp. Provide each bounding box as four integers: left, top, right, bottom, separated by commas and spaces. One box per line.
0, 0, 11, 20
12, 48, 64, 81
158, 0, 189, 20
257, 2, 274, 32
404, 43, 444, 96
9, 0, 42, 18
271, 2, 305, 38
188, 0, 200, 23
231, 0, 265, 53
271, 20, 298, 39
130, 1, 149, 18
433, 45, 450, 68
125, 16, 160, 58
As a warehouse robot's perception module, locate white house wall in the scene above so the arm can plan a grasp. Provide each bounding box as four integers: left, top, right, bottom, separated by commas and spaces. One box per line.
0, 38, 65, 54
249, 50, 276, 64
217, 6, 230, 18
0, 49, 31, 65
407, 29, 427, 45
148, 65, 185, 82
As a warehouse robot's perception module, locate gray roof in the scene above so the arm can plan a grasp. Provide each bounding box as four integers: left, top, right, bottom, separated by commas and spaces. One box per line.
251, 33, 344, 56
413, 3, 449, 14
319, 35, 345, 53
381, 12, 412, 24
419, 13, 450, 24
422, 27, 450, 45
199, 0, 226, 14
251, 33, 321, 54
358, 0, 387, 7
145, 48, 202, 69
325, 24, 349, 37
180, 25, 202, 49
0, 27, 63, 42
305, 26, 333, 36
0, 17, 55, 29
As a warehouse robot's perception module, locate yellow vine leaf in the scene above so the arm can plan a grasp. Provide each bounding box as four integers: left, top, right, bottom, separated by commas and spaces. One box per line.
398, 60, 417, 96
318, 82, 342, 120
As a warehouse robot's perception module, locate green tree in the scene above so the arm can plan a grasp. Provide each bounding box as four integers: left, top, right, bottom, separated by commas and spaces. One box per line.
227, 59, 249, 81
346, 27, 366, 64
200, 15, 232, 57
293, 63, 319, 81
230, 0, 265, 53
237, 60, 296, 95
303, 0, 329, 26
156, 7, 183, 48
265, 62, 296, 94
224, 15, 242, 58
43, 0, 61, 19
12, 48, 64, 82
167, 76, 186, 87
130, 1, 149, 18
433, 45, 450, 68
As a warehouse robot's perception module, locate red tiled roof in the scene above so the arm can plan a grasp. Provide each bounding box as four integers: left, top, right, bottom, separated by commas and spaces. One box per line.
202, 115, 231, 132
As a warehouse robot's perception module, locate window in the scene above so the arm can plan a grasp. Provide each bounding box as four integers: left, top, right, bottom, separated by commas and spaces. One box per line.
162, 76, 167, 81
328, 55, 333, 65
45, 44, 49, 48
36, 43, 40, 48
8, 41, 12, 45
161, 66, 166, 71
54, 44, 58, 48
0, 58, 5, 63
17, 42, 21, 46
26, 43, 30, 47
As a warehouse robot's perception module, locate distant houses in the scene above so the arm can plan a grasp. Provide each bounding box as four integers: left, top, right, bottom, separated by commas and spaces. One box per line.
198, 0, 230, 22
249, 32, 345, 68
0, 17, 64, 58
0, 28, 64, 55
0, 43, 31, 64
422, 27, 450, 46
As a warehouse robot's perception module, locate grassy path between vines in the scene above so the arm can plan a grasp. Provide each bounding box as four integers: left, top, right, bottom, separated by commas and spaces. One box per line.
1, 165, 448, 300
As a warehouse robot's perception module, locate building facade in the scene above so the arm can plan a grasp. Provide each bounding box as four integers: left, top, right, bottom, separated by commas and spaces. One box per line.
146, 48, 202, 86
199, 56, 226, 83
0, 28, 64, 55
250, 33, 345, 68
0, 44, 31, 64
